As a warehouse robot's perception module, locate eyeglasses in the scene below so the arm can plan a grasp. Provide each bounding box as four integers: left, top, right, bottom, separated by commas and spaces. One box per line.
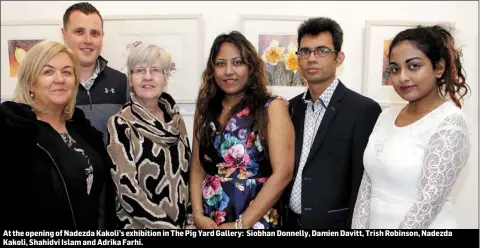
296, 46, 338, 59
130, 67, 167, 77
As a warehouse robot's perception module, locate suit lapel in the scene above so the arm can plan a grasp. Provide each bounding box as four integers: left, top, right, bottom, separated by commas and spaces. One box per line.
292, 99, 306, 172
304, 82, 346, 166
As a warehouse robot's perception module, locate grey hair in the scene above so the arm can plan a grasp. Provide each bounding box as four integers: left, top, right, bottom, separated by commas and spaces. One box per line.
126, 42, 171, 76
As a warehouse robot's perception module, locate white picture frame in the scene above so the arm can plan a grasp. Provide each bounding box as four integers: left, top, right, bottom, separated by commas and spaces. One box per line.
362, 20, 455, 107
239, 15, 311, 101
1, 15, 204, 103
1, 20, 63, 100
101, 14, 204, 104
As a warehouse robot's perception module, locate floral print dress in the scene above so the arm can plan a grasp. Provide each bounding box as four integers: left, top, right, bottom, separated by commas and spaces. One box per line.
199, 97, 283, 229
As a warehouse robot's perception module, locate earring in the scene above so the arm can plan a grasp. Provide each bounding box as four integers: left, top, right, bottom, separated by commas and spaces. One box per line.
30, 91, 35, 98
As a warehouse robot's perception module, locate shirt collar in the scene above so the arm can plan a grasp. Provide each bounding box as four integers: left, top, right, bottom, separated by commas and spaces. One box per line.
92, 60, 101, 78
80, 60, 101, 84
302, 77, 340, 107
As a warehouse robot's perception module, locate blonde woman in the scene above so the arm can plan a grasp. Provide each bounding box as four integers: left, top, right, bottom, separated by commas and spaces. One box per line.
107, 43, 193, 229
1, 40, 116, 230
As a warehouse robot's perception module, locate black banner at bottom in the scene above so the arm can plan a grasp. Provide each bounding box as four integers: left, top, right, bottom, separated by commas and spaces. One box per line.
2, 229, 479, 246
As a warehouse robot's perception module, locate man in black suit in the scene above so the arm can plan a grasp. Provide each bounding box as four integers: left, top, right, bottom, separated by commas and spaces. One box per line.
283, 17, 382, 229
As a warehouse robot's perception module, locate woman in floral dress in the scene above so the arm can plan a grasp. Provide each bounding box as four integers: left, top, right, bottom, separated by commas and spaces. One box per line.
190, 31, 295, 229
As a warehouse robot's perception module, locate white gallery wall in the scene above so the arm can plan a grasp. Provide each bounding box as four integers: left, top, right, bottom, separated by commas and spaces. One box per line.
1, 1, 478, 228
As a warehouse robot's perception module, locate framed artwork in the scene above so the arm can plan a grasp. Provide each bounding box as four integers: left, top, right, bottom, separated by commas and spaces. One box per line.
362, 20, 455, 107
240, 15, 311, 101
1, 20, 63, 100
101, 14, 204, 103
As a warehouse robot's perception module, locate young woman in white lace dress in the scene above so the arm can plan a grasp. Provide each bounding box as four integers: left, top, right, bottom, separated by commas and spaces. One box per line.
352, 25, 471, 229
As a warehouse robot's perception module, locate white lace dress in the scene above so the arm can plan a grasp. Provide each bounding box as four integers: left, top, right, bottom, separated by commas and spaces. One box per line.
352, 101, 470, 229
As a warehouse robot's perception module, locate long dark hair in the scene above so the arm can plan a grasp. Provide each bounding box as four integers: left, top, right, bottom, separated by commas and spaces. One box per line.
194, 31, 271, 147
388, 25, 470, 108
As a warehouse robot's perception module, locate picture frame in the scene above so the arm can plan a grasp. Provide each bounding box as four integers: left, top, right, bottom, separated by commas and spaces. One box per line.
1, 14, 204, 103
1, 20, 63, 100
239, 15, 311, 101
101, 14, 204, 104
362, 20, 455, 107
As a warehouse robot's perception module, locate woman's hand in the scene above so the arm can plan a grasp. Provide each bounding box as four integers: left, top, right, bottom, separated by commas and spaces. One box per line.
194, 215, 219, 229
218, 222, 236, 229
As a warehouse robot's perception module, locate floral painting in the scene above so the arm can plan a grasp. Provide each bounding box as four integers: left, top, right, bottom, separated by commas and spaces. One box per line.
120, 41, 177, 78
258, 35, 304, 87
8, 39, 45, 77
382, 39, 393, 85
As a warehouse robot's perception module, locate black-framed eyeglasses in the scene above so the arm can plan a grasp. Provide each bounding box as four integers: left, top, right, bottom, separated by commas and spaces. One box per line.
296, 46, 338, 59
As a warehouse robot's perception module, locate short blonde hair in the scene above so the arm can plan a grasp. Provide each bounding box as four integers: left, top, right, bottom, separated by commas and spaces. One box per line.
13, 40, 80, 120
127, 42, 171, 77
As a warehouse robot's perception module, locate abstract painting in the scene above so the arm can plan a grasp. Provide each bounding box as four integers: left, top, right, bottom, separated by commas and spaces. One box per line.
8, 39, 44, 77
382, 39, 393, 85
258, 35, 304, 87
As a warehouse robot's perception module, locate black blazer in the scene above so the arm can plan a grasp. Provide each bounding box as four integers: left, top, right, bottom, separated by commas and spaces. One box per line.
0, 101, 117, 230
282, 81, 382, 229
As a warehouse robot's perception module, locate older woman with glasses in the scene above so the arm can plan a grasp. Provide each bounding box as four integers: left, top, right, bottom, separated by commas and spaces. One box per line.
107, 42, 193, 229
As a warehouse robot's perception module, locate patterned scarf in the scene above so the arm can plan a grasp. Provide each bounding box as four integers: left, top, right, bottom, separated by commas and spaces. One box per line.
124, 92, 189, 148
108, 92, 192, 228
